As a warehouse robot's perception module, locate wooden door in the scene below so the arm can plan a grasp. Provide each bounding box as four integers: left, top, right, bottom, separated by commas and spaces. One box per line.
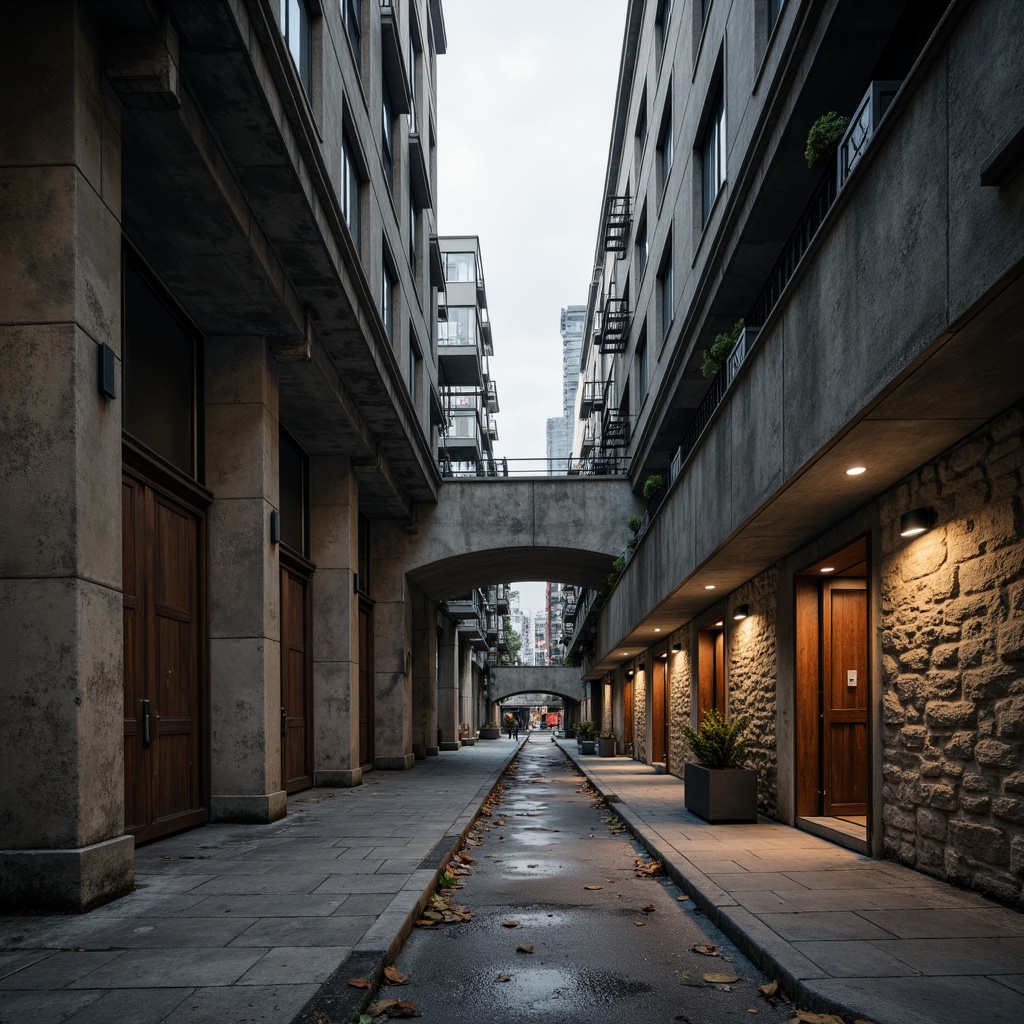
358, 598, 375, 768
651, 659, 667, 768
280, 553, 313, 793
123, 457, 207, 843
624, 677, 634, 749
697, 628, 726, 725
822, 580, 868, 816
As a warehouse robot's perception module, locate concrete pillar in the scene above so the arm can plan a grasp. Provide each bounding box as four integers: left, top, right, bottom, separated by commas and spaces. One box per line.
372, 576, 415, 770
311, 456, 362, 786
205, 337, 285, 823
0, 2, 133, 912
410, 587, 438, 760
438, 619, 460, 750
458, 644, 475, 744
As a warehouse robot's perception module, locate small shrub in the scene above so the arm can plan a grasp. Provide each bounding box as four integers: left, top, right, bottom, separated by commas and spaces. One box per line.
701, 318, 744, 379
626, 536, 638, 552
627, 515, 644, 535
606, 555, 626, 591
681, 708, 751, 769
599, 730, 616, 740
642, 474, 665, 503
805, 111, 849, 168
576, 720, 596, 740
482, 721, 498, 729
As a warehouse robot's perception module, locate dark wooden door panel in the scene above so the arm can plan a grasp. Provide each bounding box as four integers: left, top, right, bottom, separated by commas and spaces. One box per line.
359, 600, 374, 767
123, 460, 207, 843
652, 659, 666, 767
280, 561, 313, 794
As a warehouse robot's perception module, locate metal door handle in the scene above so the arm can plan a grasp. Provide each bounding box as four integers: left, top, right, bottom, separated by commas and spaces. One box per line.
281, 706, 287, 737
142, 699, 152, 747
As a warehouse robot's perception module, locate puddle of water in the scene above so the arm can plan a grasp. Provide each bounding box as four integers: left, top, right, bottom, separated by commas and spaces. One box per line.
485, 966, 653, 1010
498, 858, 564, 878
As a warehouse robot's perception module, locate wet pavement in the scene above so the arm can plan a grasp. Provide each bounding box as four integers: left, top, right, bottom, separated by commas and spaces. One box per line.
385, 737, 792, 1024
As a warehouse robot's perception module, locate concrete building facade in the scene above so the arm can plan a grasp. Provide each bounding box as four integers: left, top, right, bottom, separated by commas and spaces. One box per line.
566, 0, 1024, 907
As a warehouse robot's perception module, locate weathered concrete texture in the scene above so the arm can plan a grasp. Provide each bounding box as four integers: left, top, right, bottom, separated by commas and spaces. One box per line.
634, 664, 648, 764
728, 570, 780, 819
879, 401, 1024, 906
373, 598, 413, 769
487, 665, 587, 703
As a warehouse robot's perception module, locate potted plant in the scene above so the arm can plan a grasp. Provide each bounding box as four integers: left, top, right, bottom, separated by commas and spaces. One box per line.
576, 720, 596, 754
681, 709, 757, 823
599, 730, 616, 757
805, 111, 849, 168
701, 318, 744, 379
479, 721, 500, 740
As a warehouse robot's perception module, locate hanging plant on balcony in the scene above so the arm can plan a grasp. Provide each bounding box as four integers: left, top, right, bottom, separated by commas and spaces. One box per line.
606, 555, 626, 592
642, 474, 665, 503
804, 111, 849, 168
701, 318, 744, 379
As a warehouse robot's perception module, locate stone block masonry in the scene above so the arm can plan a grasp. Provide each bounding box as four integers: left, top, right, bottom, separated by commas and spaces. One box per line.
880, 400, 1024, 907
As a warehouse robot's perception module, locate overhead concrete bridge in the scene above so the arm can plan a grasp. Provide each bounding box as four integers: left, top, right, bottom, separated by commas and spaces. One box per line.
486, 666, 589, 705
372, 476, 641, 764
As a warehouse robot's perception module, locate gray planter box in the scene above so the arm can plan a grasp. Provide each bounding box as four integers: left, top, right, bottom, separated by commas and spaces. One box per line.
479, 728, 500, 740
599, 738, 616, 757
579, 740, 597, 755
683, 763, 758, 823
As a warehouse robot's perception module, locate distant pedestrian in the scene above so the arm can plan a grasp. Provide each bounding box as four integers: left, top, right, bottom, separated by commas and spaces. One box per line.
512, 718, 519, 740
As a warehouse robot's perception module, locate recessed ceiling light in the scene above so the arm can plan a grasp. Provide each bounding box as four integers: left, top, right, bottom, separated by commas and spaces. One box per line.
820, 566, 835, 573
704, 584, 716, 590
846, 466, 867, 476
714, 620, 723, 628
654, 628, 661, 633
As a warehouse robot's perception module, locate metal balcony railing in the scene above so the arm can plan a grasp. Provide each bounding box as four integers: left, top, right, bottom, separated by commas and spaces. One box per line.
839, 80, 902, 189
578, 379, 608, 418
599, 298, 631, 353
601, 195, 631, 254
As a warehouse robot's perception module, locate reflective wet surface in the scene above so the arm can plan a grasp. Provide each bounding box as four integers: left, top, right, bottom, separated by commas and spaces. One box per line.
387, 737, 794, 1023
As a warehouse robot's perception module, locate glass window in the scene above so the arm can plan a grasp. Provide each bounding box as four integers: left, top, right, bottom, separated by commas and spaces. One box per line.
279, 428, 308, 555
280, 0, 312, 99
636, 210, 648, 278
637, 338, 648, 403
701, 86, 726, 224
658, 102, 673, 193
443, 252, 476, 283
382, 261, 394, 341
438, 306, 477, 346
409, 198, 418, 274
123, 254, 199, 479
636, 97, 648, 155
341, 132, 361, 251
659, 243, 673, 339
408, 34, 418, 134
655, 0, 672, 62
768, 0, 785, 36
344, 0, 362, 71
382, 88, 394, 191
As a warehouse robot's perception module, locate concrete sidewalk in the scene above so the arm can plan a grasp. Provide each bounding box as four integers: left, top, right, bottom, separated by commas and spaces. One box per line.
0, 738, 522, 1024
560, 739, 1024, 1024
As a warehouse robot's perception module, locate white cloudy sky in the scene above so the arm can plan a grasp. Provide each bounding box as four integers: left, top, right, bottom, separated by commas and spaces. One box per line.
436, 0, 627, 608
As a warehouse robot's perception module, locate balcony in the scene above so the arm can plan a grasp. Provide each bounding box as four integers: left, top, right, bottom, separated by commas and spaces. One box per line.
446, 589, 485, 621
839, 80, 902, 190
578, 379, 608, 419
602, 408, 630, 448
408, 132, 431, 209
457, 620, 488, 651
598, 298, 631, 353
440, 409, 483, 460
495, 585, 511, 615
379, 1, 411, 114
602, 195, 631, 254
437, 309, 483, 386
564, 599, 577, 624
487, 416, 498, 441
486, 380, 499, 413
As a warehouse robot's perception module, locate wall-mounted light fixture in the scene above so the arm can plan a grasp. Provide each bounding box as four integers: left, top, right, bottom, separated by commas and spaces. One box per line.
660, 652, 668, 659
671, 641, 682, 652
98, 343, 117, 400
269, 510, 281, 544
626, 668, 634, 678
900, 507, 937, 537
733, 604, 750, 621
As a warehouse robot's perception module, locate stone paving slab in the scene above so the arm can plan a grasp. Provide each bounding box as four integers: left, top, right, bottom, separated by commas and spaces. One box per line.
0, 738, 522, 1024
561, 740, 1024, 1024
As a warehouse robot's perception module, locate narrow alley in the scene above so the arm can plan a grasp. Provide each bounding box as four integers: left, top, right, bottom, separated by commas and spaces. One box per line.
351, 736, 792, 1024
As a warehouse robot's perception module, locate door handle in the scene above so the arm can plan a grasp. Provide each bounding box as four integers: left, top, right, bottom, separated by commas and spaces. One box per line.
281, 706, 287, 737
142, 699, 152, 747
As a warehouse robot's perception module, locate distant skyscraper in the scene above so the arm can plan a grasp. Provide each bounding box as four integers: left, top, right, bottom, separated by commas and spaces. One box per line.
546, 305, 585, 473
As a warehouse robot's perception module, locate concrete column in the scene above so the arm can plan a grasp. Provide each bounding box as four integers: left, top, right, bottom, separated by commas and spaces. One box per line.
205, 337, 285, 823
458, 644, 475, 744
410, 587, 438, 760
371, 576, 415, 770
310, 456, 362, 786
0, 3, 133, 912
438, 619, 460, 750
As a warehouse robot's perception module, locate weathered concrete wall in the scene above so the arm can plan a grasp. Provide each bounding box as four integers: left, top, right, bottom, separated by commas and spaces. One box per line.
633, 665, 648, 764
879, 401, 1024, 906
668, 639, 692, 778
727, 572, 780, 819
487, 666, 588, 704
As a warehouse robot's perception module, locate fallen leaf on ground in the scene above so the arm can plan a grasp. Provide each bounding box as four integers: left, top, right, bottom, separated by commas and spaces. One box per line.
789, 1014, 845, 1024
502, 920, 520, 928
459, 853, 475, 864
496, 974, 512, 983
634, 920, 646, 926
759, 980, 779, 998
347, 977, 373, 988
414, 918, 438, 928
703, 972, 740, 985
641, 903, 656, 914
516, 944, 534, 954
383, 966, 409, 985
692, 944, 719, 957
677, 895, 690, 901
584, 885, 603, 890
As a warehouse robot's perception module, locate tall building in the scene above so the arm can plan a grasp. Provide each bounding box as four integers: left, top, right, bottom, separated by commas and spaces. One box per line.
566, 0, 1024, 908
545, 304, 585, 473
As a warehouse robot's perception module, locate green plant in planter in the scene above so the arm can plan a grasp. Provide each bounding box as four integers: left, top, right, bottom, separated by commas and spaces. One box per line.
626, 536, 638, 552
642, 474, 665, 503
681, 708, 751, 769
805, 111, 849, 168
701, 318, 744, 379
482, 721, 498, 730
575, 720, 596, 741
627, 515, 644, 535
606, 555, 626, 591
599, 730, 616, 740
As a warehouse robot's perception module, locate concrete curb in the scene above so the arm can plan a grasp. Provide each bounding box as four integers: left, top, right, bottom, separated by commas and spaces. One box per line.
561, 746, 869, 1024
293, 738, 527, 1023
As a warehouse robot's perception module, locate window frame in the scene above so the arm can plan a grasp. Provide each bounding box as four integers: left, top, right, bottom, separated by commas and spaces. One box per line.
280, 0, 313, 100
382, 86, 395, 191
381, 255, 395, 343
657, 237, 674, 342
700, 83, 726, 225
341, 129, 363, 254
343, 0, 362, 72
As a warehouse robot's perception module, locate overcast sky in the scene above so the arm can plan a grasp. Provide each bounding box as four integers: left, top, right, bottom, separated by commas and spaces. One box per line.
436, 0, 627, 608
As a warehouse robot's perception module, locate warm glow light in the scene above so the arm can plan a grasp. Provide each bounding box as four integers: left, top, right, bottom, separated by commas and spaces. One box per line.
846, 466, 867, 476
733, 604, 750, 621
704, 584, 716, 590
714, 620, 723, 627
820, 567, 835, 573
654, 628, 661, 633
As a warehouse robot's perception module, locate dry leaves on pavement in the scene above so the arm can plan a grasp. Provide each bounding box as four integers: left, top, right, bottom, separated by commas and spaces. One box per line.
692, 943, 719, 957
496, 973, 512, 983
703, 972, 740, 985
634, 857, 663, 877
641, 903, 656, 914
501, 920, 520, 928
383, 966, 409, 986
369, 998, 420, 1018
516, 944, 534, 954
348, 977, 374, 988
788, 1014, 847, 1024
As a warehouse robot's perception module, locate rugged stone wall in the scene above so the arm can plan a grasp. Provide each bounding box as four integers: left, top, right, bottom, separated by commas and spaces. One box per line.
668, 643, 692, 777
880, 401, 1024, 907
727, 570, 779, 818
